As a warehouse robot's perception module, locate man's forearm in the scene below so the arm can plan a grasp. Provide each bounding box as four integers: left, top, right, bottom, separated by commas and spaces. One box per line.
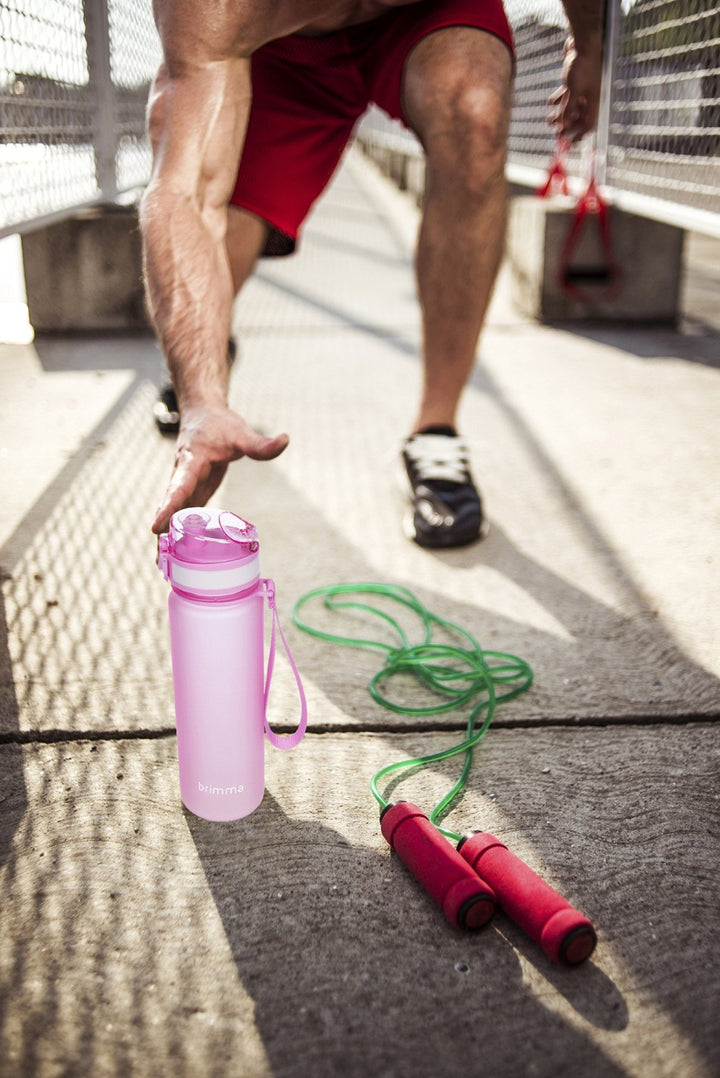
561, 0, 604, 52
144, 7, 290, 534
141, 187, 234, 409
139, 54, 252, 411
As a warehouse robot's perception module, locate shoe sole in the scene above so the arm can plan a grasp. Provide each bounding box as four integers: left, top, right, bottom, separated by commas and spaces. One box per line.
403, 508, 490, 548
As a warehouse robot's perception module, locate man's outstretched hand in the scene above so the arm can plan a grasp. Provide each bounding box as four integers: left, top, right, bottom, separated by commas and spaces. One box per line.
548, 36, 603, 142
152, 404, 289, 534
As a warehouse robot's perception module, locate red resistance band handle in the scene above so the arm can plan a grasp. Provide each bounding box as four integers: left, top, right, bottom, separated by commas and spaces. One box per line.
536, 136, 570, 198
381, 803, 496, 931
457, 832, 596, 965
558, 178, 620, 302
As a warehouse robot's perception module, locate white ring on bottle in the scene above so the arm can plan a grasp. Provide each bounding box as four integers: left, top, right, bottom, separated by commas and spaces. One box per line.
170, 556, 260, 592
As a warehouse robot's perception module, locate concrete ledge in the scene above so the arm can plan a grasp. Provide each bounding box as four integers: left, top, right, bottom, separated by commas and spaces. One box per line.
21, 205, 150, 333
356, 141, 686, 326
507, 194, 685, 324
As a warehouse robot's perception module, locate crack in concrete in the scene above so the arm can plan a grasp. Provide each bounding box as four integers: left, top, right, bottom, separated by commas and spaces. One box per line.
1, 714, 717, 746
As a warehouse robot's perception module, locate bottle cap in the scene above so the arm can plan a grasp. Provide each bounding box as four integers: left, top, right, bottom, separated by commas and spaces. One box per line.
169, 508, 259, 563
159, 508, 260, 596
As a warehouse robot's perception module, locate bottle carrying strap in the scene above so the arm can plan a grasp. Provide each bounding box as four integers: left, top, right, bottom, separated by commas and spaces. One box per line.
262, 579, 308, 750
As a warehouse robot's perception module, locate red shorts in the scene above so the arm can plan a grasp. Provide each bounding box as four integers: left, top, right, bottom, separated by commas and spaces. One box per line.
230, 0, 514, 255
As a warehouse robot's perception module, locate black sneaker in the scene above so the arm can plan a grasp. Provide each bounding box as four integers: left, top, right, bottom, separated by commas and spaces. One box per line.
402, 425, 488, 548
153, 383, 180, 436
154, 340, 238, 437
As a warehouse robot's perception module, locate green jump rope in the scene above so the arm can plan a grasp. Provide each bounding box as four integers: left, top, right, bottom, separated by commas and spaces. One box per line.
291, 582, 598, 965
292, 582, 533, 839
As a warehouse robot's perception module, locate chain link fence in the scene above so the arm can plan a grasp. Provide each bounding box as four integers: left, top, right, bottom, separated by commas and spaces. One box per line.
359, 0, 720, 236
604, 0, 720, 224
509, 0, 720, 234
0, 0, 160, 237
505, 0, 571, 172
1, 1, 719, 237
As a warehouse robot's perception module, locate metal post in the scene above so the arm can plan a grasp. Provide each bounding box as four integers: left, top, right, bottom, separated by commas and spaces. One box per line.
83, 0, 118, 201
595, 0, 621, 188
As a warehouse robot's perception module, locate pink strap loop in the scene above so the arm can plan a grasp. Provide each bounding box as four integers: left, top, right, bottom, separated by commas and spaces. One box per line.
262, 579, 307, 750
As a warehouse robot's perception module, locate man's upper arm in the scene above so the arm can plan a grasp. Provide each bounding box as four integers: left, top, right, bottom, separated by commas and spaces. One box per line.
145, 0, 252, 218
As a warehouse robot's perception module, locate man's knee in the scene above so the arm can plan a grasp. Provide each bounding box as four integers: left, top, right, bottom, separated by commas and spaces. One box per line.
442, 82, 509, 180
405, 30, 512, 197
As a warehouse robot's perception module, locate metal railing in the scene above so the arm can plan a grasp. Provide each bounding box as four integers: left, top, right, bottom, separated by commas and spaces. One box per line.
1, 0, 719, 238
0, 0, 160, 238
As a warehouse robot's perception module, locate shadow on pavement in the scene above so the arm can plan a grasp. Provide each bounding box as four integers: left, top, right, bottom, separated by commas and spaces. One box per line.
0, 371, 716, 1073
187, 792, 629, 1077
1, 209, 718, 1071
31, 332, 164, 378
554, 322, 720, 369
0, 350, 172, 886
223, 456, 719, 1072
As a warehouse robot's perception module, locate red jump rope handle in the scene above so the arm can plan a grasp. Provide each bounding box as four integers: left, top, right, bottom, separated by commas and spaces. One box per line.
381, 804, 496, 930
458, 832, 596, 964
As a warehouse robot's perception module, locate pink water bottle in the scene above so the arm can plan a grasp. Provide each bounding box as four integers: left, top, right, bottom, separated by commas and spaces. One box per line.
158, 508, 306, 821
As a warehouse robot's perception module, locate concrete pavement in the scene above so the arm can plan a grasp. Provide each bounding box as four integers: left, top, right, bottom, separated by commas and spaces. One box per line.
0, 146, 718, 1077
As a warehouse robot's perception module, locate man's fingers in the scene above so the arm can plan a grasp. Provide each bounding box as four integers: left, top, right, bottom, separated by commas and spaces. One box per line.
151, 451, 217, 534
151, 430, 289, 534
152, 500, 178, 536
547, 86, 570, 131
548, 91, 590, 141
151, 404, 290, 534
243, 431, 290, 461
152, 472, 201, 534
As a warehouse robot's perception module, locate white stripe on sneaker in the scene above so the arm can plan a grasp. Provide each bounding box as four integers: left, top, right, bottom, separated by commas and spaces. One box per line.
403, 433, 470, 485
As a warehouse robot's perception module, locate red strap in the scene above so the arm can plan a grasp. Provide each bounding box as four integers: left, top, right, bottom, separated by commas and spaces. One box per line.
536, 137, 570, 198
538, 140, 621, 303
557, 176, 621, 302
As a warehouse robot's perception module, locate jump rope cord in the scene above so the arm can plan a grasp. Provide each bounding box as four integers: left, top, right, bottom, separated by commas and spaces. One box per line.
291, 583, 533, 842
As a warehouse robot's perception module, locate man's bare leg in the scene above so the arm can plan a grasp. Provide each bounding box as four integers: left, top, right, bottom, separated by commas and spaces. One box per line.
403, 28, 513, 434
225, 206, 269, 294
398, 28, 512, 546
